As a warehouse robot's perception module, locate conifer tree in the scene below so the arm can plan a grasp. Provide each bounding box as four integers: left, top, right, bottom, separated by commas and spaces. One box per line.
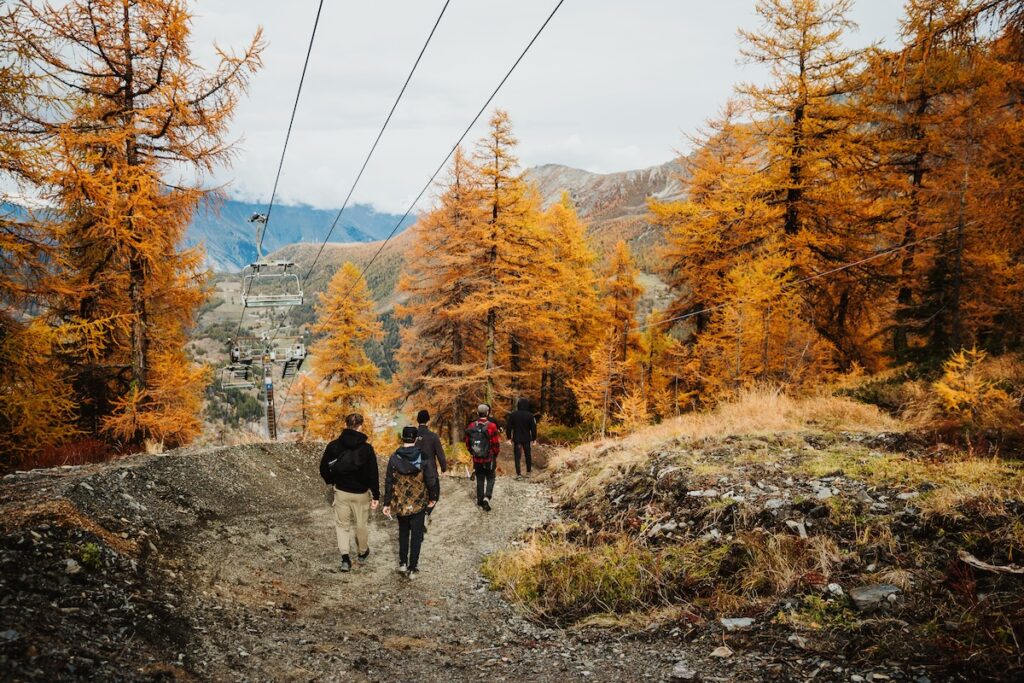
397, 147, 487, 443
308, 262, 383, 440
652, 102, 780, 333
536, 194, 605, 421
468, 110, 548, 405
604, 240, 643, 364
738, 0, 875, 364
2, 0, 263, 448
569, 330, 622, 437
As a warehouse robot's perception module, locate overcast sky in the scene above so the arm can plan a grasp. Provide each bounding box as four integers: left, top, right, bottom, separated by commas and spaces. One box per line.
188, 0, 905, 215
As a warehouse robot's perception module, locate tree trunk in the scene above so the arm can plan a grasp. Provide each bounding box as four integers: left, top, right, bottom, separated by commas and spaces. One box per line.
509, 333, 521, 409
950, 166, 968, 351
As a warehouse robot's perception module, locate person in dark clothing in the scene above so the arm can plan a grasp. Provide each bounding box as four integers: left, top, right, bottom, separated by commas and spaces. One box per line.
505, 397, 538, 477
318, 413, 380, 572
381, 426, 439, 579
415, 410, 447, 531
465, 404, 502, 511
415, 410, 448, 474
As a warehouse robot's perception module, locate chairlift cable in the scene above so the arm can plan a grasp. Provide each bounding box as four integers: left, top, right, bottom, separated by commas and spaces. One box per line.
257, 0, 326, 256
301, 0, 452, 288
275, 0, 568, 417
315, 0, 567, 329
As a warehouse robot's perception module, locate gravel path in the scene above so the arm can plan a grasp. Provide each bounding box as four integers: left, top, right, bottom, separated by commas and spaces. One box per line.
1, 443, 692, 682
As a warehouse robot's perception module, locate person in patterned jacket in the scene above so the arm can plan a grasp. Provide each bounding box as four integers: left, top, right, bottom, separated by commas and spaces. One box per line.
381, 426, 438, 579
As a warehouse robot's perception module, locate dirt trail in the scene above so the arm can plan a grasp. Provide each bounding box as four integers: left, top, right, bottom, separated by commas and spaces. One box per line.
1, 443, 685, 682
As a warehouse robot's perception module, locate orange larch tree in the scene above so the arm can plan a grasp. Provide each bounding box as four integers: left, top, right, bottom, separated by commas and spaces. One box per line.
396, 147, 488, 444
535, 193, 605, 422
308, 262, 384, 440
2, 0, 263, 449
738, 0, 878, 366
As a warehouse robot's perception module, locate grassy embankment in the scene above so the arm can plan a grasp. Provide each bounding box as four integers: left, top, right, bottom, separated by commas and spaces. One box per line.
484, 387, 1024, 678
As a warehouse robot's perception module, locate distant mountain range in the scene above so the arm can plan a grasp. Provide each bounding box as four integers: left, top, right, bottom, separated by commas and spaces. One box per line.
185, 198, 416, 272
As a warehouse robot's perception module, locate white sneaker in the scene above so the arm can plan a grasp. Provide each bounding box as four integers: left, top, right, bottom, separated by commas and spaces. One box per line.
397, 563, 408, 574
407, 568, 420, 580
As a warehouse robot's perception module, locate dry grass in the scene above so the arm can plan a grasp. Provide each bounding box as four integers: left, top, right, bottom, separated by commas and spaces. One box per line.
552, 387, 901, 501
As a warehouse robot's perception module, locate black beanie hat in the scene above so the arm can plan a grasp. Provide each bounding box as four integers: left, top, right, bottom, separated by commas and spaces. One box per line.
416, 409, 429, 424
401, 426, 418, 443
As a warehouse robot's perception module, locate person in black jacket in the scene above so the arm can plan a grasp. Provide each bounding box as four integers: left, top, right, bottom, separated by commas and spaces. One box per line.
415, 410, 448, 474
381, 426, 438, 579
318, 413, 379, 572
505, 398, 538, 476
415, 410, 446, 531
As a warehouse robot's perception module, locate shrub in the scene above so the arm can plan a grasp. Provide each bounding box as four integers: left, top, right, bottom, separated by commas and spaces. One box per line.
538, 422, 592, 446
25, 438, 115, 469
931, 348, 1023, 445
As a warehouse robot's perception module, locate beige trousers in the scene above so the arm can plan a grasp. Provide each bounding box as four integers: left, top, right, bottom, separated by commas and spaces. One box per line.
332, 489, 371, 556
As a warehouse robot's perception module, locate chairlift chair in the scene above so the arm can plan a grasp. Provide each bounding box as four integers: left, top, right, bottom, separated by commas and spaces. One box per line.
220, 363, 255, 390
240, 212, 304, 308
240, 260, 304, 308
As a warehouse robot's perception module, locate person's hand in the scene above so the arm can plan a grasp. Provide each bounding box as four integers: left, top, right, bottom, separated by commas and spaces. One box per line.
427, 500, 436, 508
371, 499, 379, 510
381, 505, 391, 517
507, 440, 512, 446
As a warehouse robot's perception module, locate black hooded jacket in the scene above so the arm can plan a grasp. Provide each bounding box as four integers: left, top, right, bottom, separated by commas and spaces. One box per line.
319, 429, 380, 500
417, 424, 448, 473
505, 398, 538, 444
381, 444, 440, 508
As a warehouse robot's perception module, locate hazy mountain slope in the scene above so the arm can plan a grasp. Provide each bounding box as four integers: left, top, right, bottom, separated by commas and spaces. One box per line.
255, 159, 685, 314
526, 159, 685, 222
185, 197, 415, 272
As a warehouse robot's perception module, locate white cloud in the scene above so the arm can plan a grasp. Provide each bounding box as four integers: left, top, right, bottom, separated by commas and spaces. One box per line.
188, 0, 904, 214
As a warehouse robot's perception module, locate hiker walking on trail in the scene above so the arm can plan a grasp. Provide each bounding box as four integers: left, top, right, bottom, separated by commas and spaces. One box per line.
415, 410, 448, 474
416, 410, 447, 530
381, 426, 439, 579
465, 404, 501, 511
505, 398, 538, 477
319, 413, 379, 573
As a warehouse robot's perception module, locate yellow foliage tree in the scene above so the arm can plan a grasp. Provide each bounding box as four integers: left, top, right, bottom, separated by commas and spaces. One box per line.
2, 0, 263, 450
397, 147, 488, 444
308, 262, 384, 440
933, 348, 1022, 439
535, 194, 606, 421
686, 254, 836, 401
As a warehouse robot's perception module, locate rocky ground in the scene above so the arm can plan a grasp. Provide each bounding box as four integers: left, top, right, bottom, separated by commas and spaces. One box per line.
0, 441, 708, 682
503, 425, 1024, 683
2, 429, 1019, 682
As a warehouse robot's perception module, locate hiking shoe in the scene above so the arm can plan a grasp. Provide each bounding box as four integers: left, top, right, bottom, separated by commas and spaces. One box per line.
481, 499, 492, 512
340, 556, 352, 572
397, 563, 408, 574
357, 548, 370, 562
407, 568, 420, 580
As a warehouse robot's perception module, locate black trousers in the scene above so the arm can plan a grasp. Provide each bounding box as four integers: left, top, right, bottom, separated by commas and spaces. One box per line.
474, 462, 495, 503
398, 511, 426, 569
513, 441, 532, 475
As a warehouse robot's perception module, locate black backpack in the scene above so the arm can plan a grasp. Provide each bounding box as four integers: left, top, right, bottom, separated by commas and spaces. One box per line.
328, 448, 361, 476
466, 421, 491, 462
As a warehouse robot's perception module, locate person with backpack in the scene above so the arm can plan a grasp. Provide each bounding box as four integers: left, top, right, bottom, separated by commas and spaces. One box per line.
505, 398, 538, 477
465, 404, 502, 511
318, 413, 379, 573
415, 410, 447, 531
415, 410, 447, 475
381, 426, 439, 579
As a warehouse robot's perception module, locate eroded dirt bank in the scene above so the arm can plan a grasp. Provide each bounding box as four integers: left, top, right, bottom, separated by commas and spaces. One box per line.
1, 443, 698, 682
